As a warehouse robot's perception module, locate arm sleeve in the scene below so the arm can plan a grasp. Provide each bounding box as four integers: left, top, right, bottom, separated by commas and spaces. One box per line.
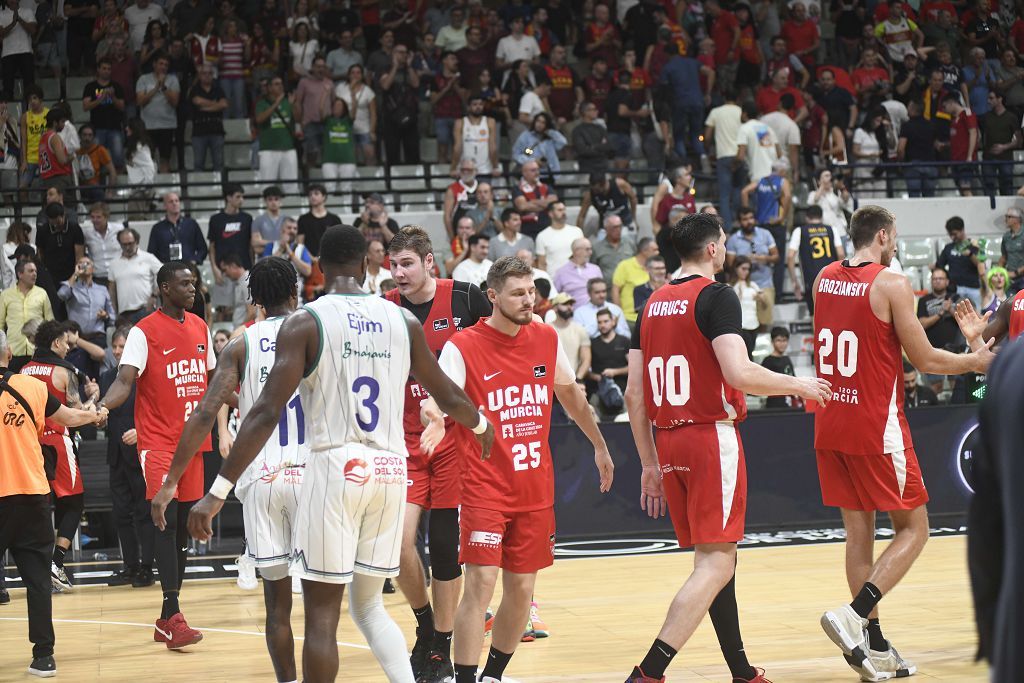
437, 340, 467, 389
44, 393, 62, 417
554, 336, 577, 385
695, 284, 743, 340
120, 325, 149, 374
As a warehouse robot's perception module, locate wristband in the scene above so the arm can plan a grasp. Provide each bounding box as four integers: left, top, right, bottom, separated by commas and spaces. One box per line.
209, 474, 234, 500
471, 412, 488, 435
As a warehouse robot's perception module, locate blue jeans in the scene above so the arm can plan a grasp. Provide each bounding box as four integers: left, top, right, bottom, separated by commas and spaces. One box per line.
221, 78, 247, 119
981, 160, 1015, 196
671, 104, 705, 163
904, 165, 937, 198
716, 155, 738, 230
957, 285, 981, 311
192, 134, 224, 171
94, 128, 125, 169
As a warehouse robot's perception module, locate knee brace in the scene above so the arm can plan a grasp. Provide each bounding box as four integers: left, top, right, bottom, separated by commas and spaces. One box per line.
428, 508, 462, 581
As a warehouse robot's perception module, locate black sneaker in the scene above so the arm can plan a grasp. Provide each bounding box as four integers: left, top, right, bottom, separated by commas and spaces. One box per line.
382, 578, 396, 594
28, 655, 57, 677
410, 635, 431, 679
108, 567, 137, 587
418, 650, 455, 683
132, 567, 155, 588
0, 588, 10, 604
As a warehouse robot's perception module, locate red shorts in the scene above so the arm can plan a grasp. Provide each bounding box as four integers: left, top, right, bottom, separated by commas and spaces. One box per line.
817, 448, 929, 512
139, 450, 204, 502
406, 441, 462, 509
459, 505, 555, 574
655, 423, 747, 548
44, 433, 84, 498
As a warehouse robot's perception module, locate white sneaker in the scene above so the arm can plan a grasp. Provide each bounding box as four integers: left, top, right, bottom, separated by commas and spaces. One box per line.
292, 574, 302, 594
821, 605, 877, 679
235, 554, 258, 590
863, 641, 917, 681
50, 563, 72, 593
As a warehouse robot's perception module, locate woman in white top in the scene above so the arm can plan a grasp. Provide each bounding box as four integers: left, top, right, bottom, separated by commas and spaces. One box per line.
288, 22, 319, 83
730, 255, 763, 359
812, 168, 853, 233
125, 118, 156, 186
852, 108, 890, 197
334, 63, 377, 165
286, 0, 319, 37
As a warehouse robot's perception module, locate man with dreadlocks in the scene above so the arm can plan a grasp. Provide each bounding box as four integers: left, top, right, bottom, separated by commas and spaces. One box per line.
152, 256, 306, 682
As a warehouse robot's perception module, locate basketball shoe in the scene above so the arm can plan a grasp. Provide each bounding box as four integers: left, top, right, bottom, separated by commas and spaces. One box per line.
821, 605, 878, 680
27, 655, 56, 678
236, 554, 258, 590
132, 566, 155, 587
525, 601, 549, 639
410, 629, 432, 678
154, 618, 170, 643
735, 667, 773, 682
625, 666, 666, 682
418, 650, 455, 683
162, 612, 203, 649
862, 640, 917, 681
50, 562, 72, 592
0, 587, 10, 604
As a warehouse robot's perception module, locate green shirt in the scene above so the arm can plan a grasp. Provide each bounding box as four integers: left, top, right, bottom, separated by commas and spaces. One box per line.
322, 116, 356, 164
256, 98, 296, 151
0, 285, 55, 356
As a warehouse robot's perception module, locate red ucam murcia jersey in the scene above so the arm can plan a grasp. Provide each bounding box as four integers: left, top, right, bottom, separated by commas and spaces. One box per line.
120, 309, 216, 453
439, 319, 576, 512
813, 261, 912, 454
637, 276, 747, 427
1009, 289, 1024, 340
20, 360, 68, 438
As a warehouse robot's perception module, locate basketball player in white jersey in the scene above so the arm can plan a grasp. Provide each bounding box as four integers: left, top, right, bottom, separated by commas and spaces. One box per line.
451, 95, 500, 179
188, 226, 494, 683
152, 257, 306, 682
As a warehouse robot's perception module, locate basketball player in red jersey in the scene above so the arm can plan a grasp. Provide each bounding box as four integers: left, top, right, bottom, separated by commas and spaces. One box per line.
813, 206, 993, 681
99, 261, 217, 651
624, 212, 831, 683
952, 286, 1024, 346
385, 225, 492, 682
422, 256, 615, 683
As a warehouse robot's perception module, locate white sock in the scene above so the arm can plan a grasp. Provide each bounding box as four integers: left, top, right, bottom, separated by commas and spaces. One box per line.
349, 574, 415, 683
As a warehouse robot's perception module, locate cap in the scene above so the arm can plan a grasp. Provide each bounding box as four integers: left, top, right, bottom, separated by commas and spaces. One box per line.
364, 192, 385, 204
10, 244, 36, 260
550, 292, 575, 306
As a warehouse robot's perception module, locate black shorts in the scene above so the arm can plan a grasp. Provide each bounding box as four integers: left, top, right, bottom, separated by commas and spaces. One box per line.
149, 129, 175, 161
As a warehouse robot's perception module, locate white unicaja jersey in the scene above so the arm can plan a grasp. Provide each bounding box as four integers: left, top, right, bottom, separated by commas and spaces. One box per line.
461, 116, 492, 175
235, 316, 310, 493
300, 293, 411, 455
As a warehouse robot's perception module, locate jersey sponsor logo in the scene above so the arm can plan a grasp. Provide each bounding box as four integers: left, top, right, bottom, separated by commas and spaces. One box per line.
343, 458, 371, 486
258, 461, 305, 485
342, 341, 392, 360
501, 424, 514, 439
433, 318, 450, 331
197, 344, 206, 354
372, 454, 406, 485
468, 530, 502, 547
258, 337, 276, 352
348, 312, 383, 334
453, 316, 463, 328
1015, 299, 1024, 311
646, 299, 690, 317
533, 364, 547, 378
817, 279, 869, 297
483, 371, 502, 381
833, 387, 860, 404
661, 464, 691, 474
486, 383, 550, 422
166, 357, 208, 386
3, 410, 27, 427
162, 347, 177, 355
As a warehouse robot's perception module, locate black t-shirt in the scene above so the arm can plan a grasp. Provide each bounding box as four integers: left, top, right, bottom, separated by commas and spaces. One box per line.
899, 116, 936, 162
605, 88, 633, 135
761, 353, 796, 409
190, 83, 227, 136
819, 86, 855, 129
65, 0, 98, 34
398, 280, 492, 330
591, 332, 631, 390
207, 211, 254, 268
36, 220, 85, 282
917, 292, 965, 351
631, 277, 743, 349
83, 80, 126, 131
353, 216, 400, 248
905, 383, 939, 407
937, 241, 981, 289
298, 211, 342, 258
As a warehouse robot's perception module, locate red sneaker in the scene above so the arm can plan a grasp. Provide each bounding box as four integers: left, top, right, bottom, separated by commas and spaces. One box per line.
153, 618, 170, 643
735, 668, 773, 683
163, 612, 203, 649
625, 666, 666, 682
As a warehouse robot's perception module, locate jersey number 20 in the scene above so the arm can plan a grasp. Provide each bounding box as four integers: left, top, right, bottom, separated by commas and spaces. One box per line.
647, 355, 691, 407
817, 328, 859, 377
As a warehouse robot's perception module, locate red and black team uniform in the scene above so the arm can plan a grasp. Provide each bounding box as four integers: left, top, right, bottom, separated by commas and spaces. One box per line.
1009, 289, 1024, 340
120, 309, 216, 502
813, 261, 928, 511
439, 320, 576, 573
386, 280, 491, 509
20, 359, 82, 500
635, 276, 749, 547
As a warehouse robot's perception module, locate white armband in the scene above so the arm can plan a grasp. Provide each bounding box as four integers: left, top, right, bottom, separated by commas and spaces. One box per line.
209, 475, 234, 500
471, 412, 488, 435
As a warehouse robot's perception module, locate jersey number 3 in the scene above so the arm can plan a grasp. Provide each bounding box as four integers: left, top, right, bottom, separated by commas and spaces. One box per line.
353, 376, 381, 431
647, 355, 691, 407
818, 328, 859, 377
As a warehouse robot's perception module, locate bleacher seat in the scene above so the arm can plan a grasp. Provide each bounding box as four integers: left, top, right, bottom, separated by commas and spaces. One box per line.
224, 119, 251, 143
153, 173, 181, 197
392, 177, 427, 191
899, 238, 935, 268
39, 79, 61, 101
224, 143, 252, 170
187, 171, 223, 198
390, 164, 424, 179
428, 163, 449, 178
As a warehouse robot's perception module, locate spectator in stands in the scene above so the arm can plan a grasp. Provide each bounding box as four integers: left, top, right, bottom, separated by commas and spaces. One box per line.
107, 227, 159, 325
761, 327, 802, 409
495, 16, 540, 71
0, 260, 54, 368
107, 37, 138, 119
1003, 207, 1024, 293
334, 64, 377, 166
216, 253, 254, 327
36, 203, 85, 287
83, 58, 127, 170
58, 256, 114, 347
326, 29, 362, 81
592, 215, 637, 283
572, 102, 613, 175
543, 44, 580, 129
549, 292, 591, 383
742, 158, 792, 294
124, 0, 164, 52
450, 233, 492, 288
293, 56, 334, 167
727, 208, 778, 330
445, 216, 479, 276
248, 23, 281, 91
136, 53, 180, 173
811, 168, 853, 233
512, 159, 558, 239
82, 204, 121, 286
251, 186, 287, 257
756, 68, 806, 120
37, 111, 75, 200
208, 183, 254, 289
431, 51, 467, 165
17, 87, 48, 193
730, 254, 763, 357
148, 192, 207, 264
585, 307, 630, 417
185, 15, 218, 76
981, 266, 1010, 316
465, 182, 499, 236
287, 21, 319, 84
850, 107, 891, 197
632, 254, 667, 316
611, 234, 657, 326
74, 126, 117, 204
457, 26, 493, 91
503, 60, 540, 142
254, 76, 300, 194
365, 28, 395, 82
489, 208, 534, 261
31, 0, 61, 91
512, 111, 567, 178
903, 361, 940, 407
658, 42, 710, 166
443, 159, 481, 238
321, 98, 357, 195
761, 94, 802, 182
703, 89, 743, 230
554, 240, 602, 306
897, 100, 938, 197
584, 3, 621, 69
140, 20, 171, 75
0, 0, 37, 103
451, 95, 500, 179
982, 89, 1019, 197
917, 267, 965, 391
354, 192, 399, 248
935, 216, 985, 311
603, 70, 647, 171
188, 64, 228, 172
217, 19, 247, 117
362, 238, 389, 296
578, 173, 638, 235
35, 188, 80, 236
296, 183, 341, 260
1, 224, 32, 291
736, 102, 781, 193
994, 49, 1024, 110
942, 92, 979, 196
535, 201, 584, 274
653, 166, 696, 271
379, 42, 421, 164
874, 0, 921, 63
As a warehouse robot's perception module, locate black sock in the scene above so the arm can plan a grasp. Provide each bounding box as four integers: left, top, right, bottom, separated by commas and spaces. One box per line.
454, 664, 477, 683
176, 502, 191, 590
433, 630, 453, 658
413, 603, 435, 643
638, 639, 678, 679
850, 582, 883, 619
480, 646, 513, 680
52, 546, 67, 567
866, 618, 887, 651
140, 563, 152, 573
161, 591, 180, 620
709, 575, 758, 681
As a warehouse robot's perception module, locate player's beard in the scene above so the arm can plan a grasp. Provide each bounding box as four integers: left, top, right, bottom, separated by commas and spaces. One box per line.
497, 299, 534, 325
880, 242, 895, 267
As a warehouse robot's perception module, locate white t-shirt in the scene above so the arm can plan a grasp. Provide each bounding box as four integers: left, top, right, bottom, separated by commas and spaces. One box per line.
0, 7, 35, 56
732, 281, 761, 331
333, 82, 376, 134
518, 91, 545, 119
451, 258, 493, 288
761, 111, 801, 149
738, 119, 780, 184
535, 224, 585, 275
437, 327, 576, 388
704, 103, 743, 157
121, 320, 217, 375
496, 34, 541, 65
108, 251, 163, 311
124, 3, 166, 52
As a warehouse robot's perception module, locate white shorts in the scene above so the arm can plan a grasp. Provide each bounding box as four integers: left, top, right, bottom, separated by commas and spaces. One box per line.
236, 462, 305, 569
291, 444, 407, 585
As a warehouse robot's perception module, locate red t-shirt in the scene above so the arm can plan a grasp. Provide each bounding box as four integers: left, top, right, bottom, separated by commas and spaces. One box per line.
950, 110, 979, 161
433, 74, 464, 118
710, 10, 740, 64
545, 64, 578, 120
738, 24, 762, 64
1010, 19, 1024, 53
583, 74, 613, 116
655, 192, 696, 227
755, 85, 805, 115
781, 19, 818, 65
1009, 289, 1024, 340
586, 22, 620, 68
852, 66, 891, 91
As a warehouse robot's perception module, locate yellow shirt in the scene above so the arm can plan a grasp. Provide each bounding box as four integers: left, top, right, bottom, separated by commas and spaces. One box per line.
0, 285, 55, 356
612, 257, 651, 323
24, 107, 49, 165
0, 372, 50, 497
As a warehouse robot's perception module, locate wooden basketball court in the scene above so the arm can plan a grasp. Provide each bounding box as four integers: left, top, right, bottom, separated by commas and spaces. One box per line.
0, 535, 986, 682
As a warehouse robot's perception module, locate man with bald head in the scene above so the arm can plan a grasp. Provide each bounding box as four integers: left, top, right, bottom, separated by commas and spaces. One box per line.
554, 237, 603, 304
147, 192, 208, 264
516, 248, 557, 296
512, 160, 559, 239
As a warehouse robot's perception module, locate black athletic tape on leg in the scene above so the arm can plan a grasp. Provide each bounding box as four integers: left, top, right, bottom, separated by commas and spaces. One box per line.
428, 508, 462, 581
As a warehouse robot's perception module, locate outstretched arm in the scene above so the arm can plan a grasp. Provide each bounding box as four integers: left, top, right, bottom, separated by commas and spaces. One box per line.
98, 364, 139, 411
